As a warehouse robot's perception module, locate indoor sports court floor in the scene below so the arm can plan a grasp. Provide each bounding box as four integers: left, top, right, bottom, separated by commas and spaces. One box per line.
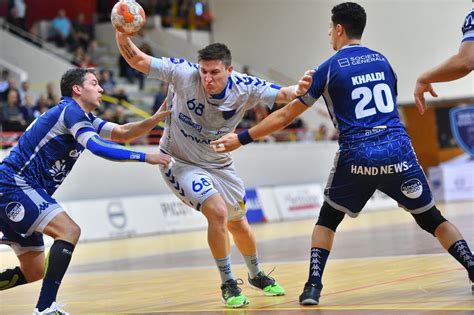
0, 201, 473, 314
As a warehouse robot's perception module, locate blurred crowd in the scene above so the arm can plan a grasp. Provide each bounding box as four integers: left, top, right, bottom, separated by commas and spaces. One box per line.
1, 1, 335, 144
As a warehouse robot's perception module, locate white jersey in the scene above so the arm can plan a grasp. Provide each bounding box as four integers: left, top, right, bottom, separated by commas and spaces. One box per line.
149, 57, 281, 168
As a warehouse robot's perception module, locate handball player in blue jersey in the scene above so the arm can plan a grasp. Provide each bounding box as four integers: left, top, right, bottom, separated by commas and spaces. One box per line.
0, 68, 172, 314
414, 8, 474, 113
212, 2, 474, 305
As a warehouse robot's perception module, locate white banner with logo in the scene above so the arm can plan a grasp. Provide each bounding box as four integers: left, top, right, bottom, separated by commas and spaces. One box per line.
428, 162, 474, 202
272, 184, 324, 220
62, 194, 207, 242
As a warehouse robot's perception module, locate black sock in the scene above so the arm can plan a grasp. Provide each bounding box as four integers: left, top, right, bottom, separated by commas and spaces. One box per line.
36, 240, 75, 311
308, 247, 329, 287
448, 240, 474, 281
0, 266, 27, 290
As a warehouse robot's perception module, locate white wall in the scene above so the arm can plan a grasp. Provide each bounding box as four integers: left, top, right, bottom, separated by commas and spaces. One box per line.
0, 29, 71, 96
210, 0, 473, 103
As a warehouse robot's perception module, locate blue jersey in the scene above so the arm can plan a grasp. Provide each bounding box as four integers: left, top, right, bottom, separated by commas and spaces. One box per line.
462, 8, 474, 42
0, 97, 116, 195
299, 45, 406, 145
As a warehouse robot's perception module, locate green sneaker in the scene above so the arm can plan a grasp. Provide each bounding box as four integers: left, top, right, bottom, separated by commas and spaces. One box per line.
220, 279, 250, 308
248, 271, 286, 296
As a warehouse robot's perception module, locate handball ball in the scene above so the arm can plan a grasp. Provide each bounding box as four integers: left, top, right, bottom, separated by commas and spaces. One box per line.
111, 0, 146, 35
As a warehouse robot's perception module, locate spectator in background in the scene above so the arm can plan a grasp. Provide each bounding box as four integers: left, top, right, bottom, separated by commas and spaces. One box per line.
87, 40, 103, 66
1, 89, 26, 131
71, 46, 86, 67
0, 70, 10, 101
7, 0, 26, 30
20, 94, 35, 125
45, 82, 58, 105
112, 86, 130, 103
18, 80, 29, 104
6, 6, 25, 37
50, 9, 75, 50
1, 78, 20, 103
99, 70, 117, 95
72, 13, 93, 50
33, 94, 50, 117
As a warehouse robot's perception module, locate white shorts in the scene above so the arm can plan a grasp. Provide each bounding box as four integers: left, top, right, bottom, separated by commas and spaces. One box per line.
159, 160, 247, 221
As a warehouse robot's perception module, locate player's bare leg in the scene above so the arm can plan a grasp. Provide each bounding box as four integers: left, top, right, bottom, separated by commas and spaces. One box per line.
201, 194, 249, 308
228, 217, 285, 296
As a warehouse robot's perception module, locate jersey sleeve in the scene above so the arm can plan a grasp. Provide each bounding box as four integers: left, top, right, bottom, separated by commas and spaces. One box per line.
462, 9, 474, 42
148, 56, 199, 85
233, 72, 280, 110
62, 104, 97, 143
298, 61, 330, 107
87, 113, 118, 140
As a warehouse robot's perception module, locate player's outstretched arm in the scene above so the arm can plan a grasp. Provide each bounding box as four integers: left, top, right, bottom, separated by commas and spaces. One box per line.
210, 99, 309, 153
275, 70, 314, 104
111, 99, 171, 142
414, 40, 474, 115
115, 31, 153, 74
83, 134, 172, 167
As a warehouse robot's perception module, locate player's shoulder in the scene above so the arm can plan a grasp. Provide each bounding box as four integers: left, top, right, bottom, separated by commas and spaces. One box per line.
462, 8, 474, 35
163, 57, 200, 71
230, 70, 279, 91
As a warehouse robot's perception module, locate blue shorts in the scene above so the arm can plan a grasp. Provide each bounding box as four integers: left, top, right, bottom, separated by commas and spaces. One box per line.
0, 171, 64, 255
325, 134, 434, 217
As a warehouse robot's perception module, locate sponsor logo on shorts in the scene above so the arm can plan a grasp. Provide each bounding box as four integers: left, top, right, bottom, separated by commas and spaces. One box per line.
351, 161, 410, 176
401, 178, 423, 199
5, 202, 25, 222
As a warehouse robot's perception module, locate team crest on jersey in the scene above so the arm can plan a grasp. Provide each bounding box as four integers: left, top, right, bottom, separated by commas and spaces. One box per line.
49, 160, 69, 184
450, 105, 474, 156
69, 149, 82, 158
401, 179, 423, 199
5, 202, 25, 222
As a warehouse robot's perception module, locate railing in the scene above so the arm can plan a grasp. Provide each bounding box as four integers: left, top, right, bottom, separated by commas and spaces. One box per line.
1, 20, 73, 64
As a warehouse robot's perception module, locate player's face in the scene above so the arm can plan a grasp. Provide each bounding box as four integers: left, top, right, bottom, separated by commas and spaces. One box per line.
199, 60, 232, 95
76, 73, 104, 111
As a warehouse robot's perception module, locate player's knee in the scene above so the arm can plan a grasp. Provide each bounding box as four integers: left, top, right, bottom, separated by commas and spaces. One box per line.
412, 206, 447, 236
23, 264, 45, 283
203, 205, 227, 225
69, 222, 81, 243
316, 202, 345, 232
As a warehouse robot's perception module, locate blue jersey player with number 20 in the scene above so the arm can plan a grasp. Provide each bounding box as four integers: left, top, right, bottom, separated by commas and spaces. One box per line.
212, 2, 474, 306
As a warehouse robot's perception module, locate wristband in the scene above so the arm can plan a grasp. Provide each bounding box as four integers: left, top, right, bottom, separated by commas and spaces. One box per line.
237, 130, 254, 145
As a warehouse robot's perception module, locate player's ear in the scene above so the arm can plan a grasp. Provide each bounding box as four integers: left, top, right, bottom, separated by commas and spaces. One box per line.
72, 84, 82, 95
336, 24, 344, 36
227, 65, 233, 74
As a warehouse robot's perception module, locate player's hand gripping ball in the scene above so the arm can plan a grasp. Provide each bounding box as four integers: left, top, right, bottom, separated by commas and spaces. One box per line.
111, 0, 146, 35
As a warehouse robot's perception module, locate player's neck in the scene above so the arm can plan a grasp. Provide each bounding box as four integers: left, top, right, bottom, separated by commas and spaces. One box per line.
74, 97, 94, 113
337, 39, 361, 50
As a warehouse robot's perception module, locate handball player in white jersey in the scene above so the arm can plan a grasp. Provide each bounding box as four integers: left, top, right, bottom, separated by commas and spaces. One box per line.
116, 32, 312, 308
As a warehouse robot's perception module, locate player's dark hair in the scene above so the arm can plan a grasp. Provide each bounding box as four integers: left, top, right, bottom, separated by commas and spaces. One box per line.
331, 2, 366, 39
198, 43, 232, 67
60, 68, 96, 97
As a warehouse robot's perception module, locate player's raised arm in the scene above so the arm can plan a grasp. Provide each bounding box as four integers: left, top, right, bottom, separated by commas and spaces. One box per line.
115, 31, 153, 74
274, 70, 314, 104
211, 99, 309, 153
